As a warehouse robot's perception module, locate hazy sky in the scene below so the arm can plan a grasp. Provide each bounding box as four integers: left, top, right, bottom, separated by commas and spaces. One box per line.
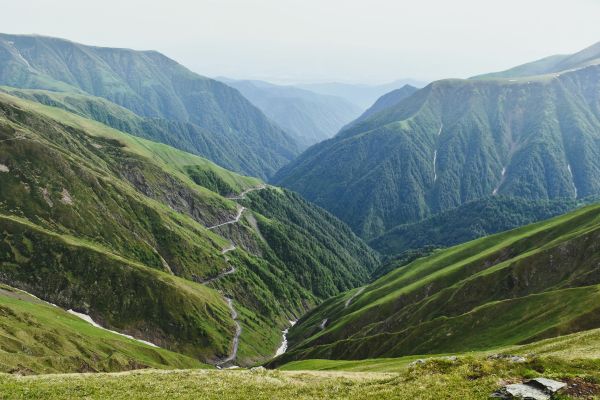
3, 0, 600, 84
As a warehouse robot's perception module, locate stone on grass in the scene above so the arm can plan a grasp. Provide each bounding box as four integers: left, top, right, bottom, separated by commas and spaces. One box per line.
491, 377, 566, 399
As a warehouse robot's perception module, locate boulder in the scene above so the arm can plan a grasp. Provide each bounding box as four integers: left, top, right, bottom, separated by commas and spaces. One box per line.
491, 378, 566, 399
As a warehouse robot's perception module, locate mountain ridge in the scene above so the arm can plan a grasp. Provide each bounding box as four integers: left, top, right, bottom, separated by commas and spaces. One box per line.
472, 40, 600, 80
0, 33, 298, 179
274, 60, 600, 239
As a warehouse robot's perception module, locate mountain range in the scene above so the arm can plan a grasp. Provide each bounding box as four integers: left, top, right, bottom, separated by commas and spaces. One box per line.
3, 31, 600, 400
296, 79, 427, 109
474, 41, 600, 80
217, 78, 362, 149
274, 41, 600, 247
0, 33, 298, 179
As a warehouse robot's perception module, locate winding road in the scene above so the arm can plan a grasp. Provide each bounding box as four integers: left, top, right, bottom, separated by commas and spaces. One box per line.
207, 206, 246, 230
216, 297, 241, 367
202, 184, 267, 367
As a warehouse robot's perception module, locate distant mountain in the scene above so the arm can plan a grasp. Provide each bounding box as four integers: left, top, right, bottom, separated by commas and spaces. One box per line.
350, 84, 418, 125
275, 203, 600, 364
473, 41, 600, 80
0, 33, 298, 179
296, 79, 426, 109
219, 78, 362, 149
274, 46, 600, 239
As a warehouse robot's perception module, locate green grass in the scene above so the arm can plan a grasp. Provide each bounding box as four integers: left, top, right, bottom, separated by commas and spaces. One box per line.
280, 203, 600, 363
0, 355, 599, 399
281, 325, 600, 373
0, 90, 261, 195
0, 285, 209, 374
5, 323, 600, 398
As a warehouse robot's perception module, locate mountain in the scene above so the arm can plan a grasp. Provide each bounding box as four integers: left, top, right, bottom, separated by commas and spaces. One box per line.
274, 56, 600, 239
0, 33, 298, 179
473, 41, 600, 80
369, 196, 593, 256
296, 79, 426, 109
217, 79, 362, 149
0, 91, 378, 367
350, 84, 418, 125
272, 202, 600, 364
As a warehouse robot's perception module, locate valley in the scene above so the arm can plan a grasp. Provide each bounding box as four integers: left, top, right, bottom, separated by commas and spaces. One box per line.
1, 25, 600, 400
0, 89, 378, 369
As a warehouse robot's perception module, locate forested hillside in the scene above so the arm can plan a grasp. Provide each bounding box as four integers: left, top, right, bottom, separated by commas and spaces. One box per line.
369, 196, 593, 255
274, 60, 600, 239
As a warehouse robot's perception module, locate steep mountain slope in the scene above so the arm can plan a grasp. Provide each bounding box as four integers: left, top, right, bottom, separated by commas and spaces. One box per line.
297, 79, 426, 109
0, 33, 298, 178
0, 87, 292, 181
0, 284, 207, 374
351, 84, 418, 124
370, 196, 591, 256
274, 62, 600, 239
0, 92, 378, 367
218, 79, 362, 148
474, 41, 600, 80
274, 203, 600, 364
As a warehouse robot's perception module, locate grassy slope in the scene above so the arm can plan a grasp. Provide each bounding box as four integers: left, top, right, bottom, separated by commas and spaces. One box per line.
0, 89, 262, 193
2, 350, 600, 399
275, 203, 600, 364
4, 313, 600, 398
281, 327, 600, 373
0, 213, 235, 362
0, 92, 378, 366
0, 284, 208, 374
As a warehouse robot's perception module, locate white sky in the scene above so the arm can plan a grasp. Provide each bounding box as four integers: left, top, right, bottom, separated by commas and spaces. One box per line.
3, 0, 600, 84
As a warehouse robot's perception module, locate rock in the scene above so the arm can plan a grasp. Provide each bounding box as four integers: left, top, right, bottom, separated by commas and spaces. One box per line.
487, 354, 527, 363
60, 188, 74, 205
408, 359, 427, 367
491, 377, 566, 399
499, 383, 550, 400
0, 164, 9, 173
41, 187, 53, 207
530, 378, 567, 393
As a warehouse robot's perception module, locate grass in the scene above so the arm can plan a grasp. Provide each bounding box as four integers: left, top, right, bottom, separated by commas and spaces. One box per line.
282, 203, 600, 363
0, 90, 261, 196
1, 355, 599, 399
4, 325, 600, 398
0, 285, 209, 374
